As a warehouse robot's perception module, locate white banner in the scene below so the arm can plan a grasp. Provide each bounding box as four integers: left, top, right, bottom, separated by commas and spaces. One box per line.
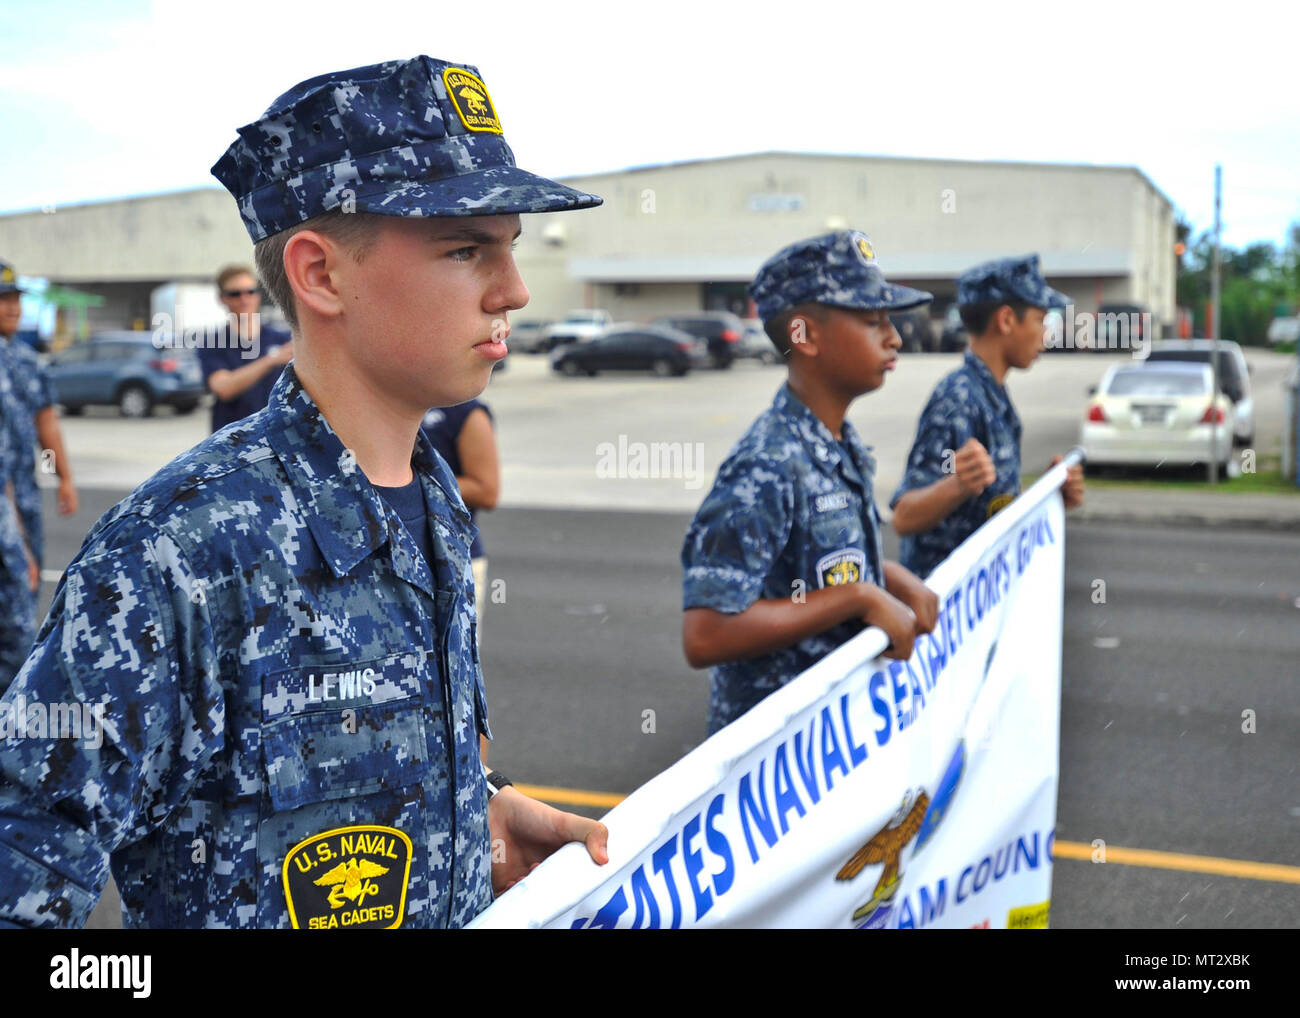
471, 459, 1074, 929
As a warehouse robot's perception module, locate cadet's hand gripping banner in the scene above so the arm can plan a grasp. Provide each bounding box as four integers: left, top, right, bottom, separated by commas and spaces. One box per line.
471, 456, 1078, 929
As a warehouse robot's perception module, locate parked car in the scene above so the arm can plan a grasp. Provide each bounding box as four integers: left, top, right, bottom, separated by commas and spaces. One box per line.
1092, 303, 1155, 352
652, 311, 745, 368
539, 309, 612, 351
735, 318, 781, 364
1081, 362, 1234, 471
1141, 339, 1253, 446
550, 324, 708, 377
13, 329, 48, 355
889, 309, 935, 353
47, 331, 206, 418
938, 305, 969, 352
1266, 316, 1300, 346
506, 318, 554, 354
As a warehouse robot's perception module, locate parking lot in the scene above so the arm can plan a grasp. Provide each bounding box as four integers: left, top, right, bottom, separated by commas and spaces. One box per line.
46, 348, 1298, 510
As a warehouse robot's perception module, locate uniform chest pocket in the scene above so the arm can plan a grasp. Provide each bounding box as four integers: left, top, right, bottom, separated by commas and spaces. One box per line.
260, 650, 438, 813
811, 508, 864, 550
262, 702, 428, 812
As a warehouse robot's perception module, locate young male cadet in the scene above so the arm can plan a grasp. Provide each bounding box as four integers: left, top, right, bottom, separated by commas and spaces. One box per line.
0, 260, 78, 580
681, 231, 940, 735
0, 55, 607, 929
0, 374, 36, 690
890, 255, 1086, 580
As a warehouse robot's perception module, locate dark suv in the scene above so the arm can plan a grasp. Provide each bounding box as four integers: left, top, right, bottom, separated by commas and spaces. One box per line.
1094, 303, 1154, 353
890, 309, 936, 353
652, 312, 745, 369
47, 331, 207, 418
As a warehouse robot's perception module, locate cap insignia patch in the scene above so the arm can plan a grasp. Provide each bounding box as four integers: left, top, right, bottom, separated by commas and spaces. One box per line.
443, 67, 502, 134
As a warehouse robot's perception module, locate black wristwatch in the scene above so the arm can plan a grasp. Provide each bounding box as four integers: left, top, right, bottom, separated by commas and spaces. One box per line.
486, 769, 513, 798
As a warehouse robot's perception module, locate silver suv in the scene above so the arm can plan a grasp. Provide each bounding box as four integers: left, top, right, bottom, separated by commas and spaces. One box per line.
1141, 339, 1254, 446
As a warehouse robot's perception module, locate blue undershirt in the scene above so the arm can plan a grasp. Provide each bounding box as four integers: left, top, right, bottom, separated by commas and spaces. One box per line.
373, 476, 438, 581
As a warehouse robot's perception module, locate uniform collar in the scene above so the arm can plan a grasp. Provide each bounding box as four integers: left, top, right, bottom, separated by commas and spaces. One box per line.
962, 349, 1015, 417
772, 382, 875, 476
264, 364, 471, 582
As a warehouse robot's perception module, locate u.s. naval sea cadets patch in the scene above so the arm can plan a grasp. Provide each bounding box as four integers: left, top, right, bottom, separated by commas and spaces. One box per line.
443, 67, 502, 133
284, 825, 413, 929
817, 548, 866, 588
987, 493, 1015, 518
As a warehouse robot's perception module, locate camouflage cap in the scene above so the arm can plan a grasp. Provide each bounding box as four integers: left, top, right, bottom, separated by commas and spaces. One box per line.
211, 55, 603, 242
748, 231, 933, 323
0, 261, 24, 296
956, 254, 1069, 309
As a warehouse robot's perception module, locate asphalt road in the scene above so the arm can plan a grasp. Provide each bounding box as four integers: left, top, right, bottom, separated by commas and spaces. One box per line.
38, 490, 1296, 930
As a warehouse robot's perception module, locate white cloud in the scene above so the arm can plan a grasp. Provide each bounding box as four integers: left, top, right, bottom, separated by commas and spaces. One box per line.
1, 0, 1296, 246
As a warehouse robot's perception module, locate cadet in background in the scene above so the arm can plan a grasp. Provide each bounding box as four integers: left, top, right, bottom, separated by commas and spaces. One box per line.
891, 255, 1085, 579
681, 231, 940, 734
0, 260, 78, 589
0, 369, 36, 690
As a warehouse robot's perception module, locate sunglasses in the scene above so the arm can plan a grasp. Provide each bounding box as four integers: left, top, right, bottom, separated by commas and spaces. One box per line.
222, 288, 259, 298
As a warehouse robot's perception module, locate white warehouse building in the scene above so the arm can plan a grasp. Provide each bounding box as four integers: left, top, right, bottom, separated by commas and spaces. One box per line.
516, 151, 1176, 329
0, 150, 1175, 337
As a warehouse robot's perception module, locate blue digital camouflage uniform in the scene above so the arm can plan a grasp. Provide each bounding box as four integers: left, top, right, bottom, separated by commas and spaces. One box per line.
0, 54, 602, 928
683, 384, 889, 733
683, 231, 931, 734
0, 371, 35, 691
891, 255, 1068, 579
0, 337, 54, 570
891, 350, 1024, 579
0, 263, 40, 680
210, 56, 601, 242
0, 366, 492, 928
746, 231, 932, 325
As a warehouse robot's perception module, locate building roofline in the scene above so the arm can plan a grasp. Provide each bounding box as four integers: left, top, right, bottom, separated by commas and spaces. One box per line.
557, 149, 1174, 207
0, 152, 1174, 218
0, 185, 227, 219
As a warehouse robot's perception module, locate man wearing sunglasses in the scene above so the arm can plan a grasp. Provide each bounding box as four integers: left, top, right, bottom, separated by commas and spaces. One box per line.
198, 265, 294, 433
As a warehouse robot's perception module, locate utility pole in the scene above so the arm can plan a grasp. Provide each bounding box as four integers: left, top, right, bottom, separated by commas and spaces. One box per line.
1208, 165, 1222, 485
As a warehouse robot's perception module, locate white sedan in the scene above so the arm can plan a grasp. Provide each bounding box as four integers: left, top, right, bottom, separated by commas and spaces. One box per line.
1082, 363, 1235, 470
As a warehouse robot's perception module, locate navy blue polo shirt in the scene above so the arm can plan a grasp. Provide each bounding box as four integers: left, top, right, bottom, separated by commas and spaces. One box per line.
196, 324, 292, 432
420, 400, 493, 558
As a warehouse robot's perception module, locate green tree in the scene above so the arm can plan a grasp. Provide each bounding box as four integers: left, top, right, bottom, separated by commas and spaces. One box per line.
1176, 221, 1300, 344
1220, 275, 1281, 345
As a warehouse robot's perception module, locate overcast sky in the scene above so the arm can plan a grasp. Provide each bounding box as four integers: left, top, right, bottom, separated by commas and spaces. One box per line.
1, 0, 1296, 251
